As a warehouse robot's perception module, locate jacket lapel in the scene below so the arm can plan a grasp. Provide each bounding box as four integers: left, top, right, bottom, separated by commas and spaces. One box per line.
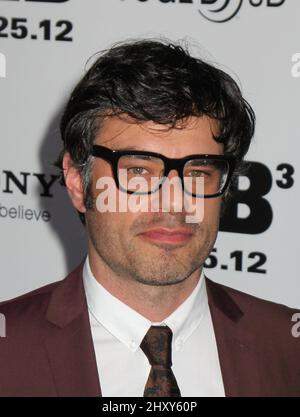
42, 263, 264, 397
43, 262, 101, 397
206, 278, 262, 397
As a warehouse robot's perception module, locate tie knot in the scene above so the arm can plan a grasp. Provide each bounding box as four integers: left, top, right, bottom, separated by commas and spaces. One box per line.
140, 325, 173, 367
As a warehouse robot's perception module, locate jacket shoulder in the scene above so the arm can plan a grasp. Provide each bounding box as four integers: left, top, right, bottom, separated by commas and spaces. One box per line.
207, 277, 299, 315
225, 280, 296, 314
0, 261, 85, 331
0, 280, 61, 326
206, 277, 300, 347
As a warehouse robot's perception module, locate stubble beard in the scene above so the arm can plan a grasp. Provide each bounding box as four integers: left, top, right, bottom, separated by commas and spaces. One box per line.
86, 209, 218, 288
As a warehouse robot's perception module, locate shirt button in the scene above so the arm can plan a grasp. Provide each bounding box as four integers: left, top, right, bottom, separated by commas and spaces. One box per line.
176, 338, 183, 350
129, 340, 136, 350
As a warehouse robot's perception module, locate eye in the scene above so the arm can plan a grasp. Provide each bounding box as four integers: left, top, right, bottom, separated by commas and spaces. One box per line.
187, 169, 212, 177
127, 167, 149, 175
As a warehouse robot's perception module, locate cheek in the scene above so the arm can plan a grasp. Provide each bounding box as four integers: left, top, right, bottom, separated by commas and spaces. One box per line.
202, 198, 222, 225
90, 172, 139, 237
91, 157, 118, 190
88, 204, 138, 242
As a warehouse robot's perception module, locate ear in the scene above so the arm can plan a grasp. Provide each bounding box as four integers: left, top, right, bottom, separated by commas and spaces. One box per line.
62, 152, 86, 214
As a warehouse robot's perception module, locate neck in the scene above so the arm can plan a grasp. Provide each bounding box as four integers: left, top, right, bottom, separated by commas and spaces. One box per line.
87, 248, 202, 322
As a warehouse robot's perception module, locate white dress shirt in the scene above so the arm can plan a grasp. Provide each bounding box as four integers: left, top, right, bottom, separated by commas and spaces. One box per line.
83, 256, 225, 397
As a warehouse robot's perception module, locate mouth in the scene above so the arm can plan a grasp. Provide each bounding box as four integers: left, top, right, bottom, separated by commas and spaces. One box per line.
137, 227, 193, 245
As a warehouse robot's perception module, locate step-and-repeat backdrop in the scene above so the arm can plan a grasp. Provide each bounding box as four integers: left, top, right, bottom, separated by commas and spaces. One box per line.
0, 0, 299, 308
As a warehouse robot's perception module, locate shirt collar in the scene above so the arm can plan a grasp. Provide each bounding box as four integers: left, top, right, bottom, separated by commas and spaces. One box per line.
83, 255, 209, 352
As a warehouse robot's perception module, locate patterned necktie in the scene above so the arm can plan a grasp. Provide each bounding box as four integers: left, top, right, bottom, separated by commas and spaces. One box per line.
140, 325, 181, 397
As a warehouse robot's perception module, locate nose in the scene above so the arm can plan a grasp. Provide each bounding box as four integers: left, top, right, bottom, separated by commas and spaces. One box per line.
151, 169, 184, 213
167, 169, 180, 180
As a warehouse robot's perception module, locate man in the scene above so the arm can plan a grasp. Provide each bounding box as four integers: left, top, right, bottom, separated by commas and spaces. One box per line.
0, 39, 299, 397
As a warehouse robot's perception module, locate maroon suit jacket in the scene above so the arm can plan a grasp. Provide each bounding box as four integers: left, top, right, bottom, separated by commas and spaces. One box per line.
0, 261, 299, 397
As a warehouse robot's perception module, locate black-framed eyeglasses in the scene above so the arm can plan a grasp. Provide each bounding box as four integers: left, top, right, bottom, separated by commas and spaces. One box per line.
91, 145, 236, 198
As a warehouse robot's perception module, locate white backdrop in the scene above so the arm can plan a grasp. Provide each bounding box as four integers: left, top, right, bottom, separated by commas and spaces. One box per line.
0, 0, 299, 308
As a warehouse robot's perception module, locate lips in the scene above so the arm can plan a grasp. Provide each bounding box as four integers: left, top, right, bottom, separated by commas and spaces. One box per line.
138, 227, 193, 244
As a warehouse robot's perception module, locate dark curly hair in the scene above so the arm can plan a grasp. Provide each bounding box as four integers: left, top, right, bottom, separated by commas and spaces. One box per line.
56, 38, 255, 224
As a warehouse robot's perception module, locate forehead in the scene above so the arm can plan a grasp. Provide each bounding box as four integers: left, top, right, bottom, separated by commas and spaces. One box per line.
95, 114, 223, 156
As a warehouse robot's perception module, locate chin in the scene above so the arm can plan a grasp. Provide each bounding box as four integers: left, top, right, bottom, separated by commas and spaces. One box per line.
135, 276, 187, 287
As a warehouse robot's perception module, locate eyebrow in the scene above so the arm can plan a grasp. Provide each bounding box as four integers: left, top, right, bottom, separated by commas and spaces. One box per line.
113, 146, 148, 151
110, 146, 224, 158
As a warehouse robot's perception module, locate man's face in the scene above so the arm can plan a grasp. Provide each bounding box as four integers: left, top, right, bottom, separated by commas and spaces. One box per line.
85, 115, 223, 287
